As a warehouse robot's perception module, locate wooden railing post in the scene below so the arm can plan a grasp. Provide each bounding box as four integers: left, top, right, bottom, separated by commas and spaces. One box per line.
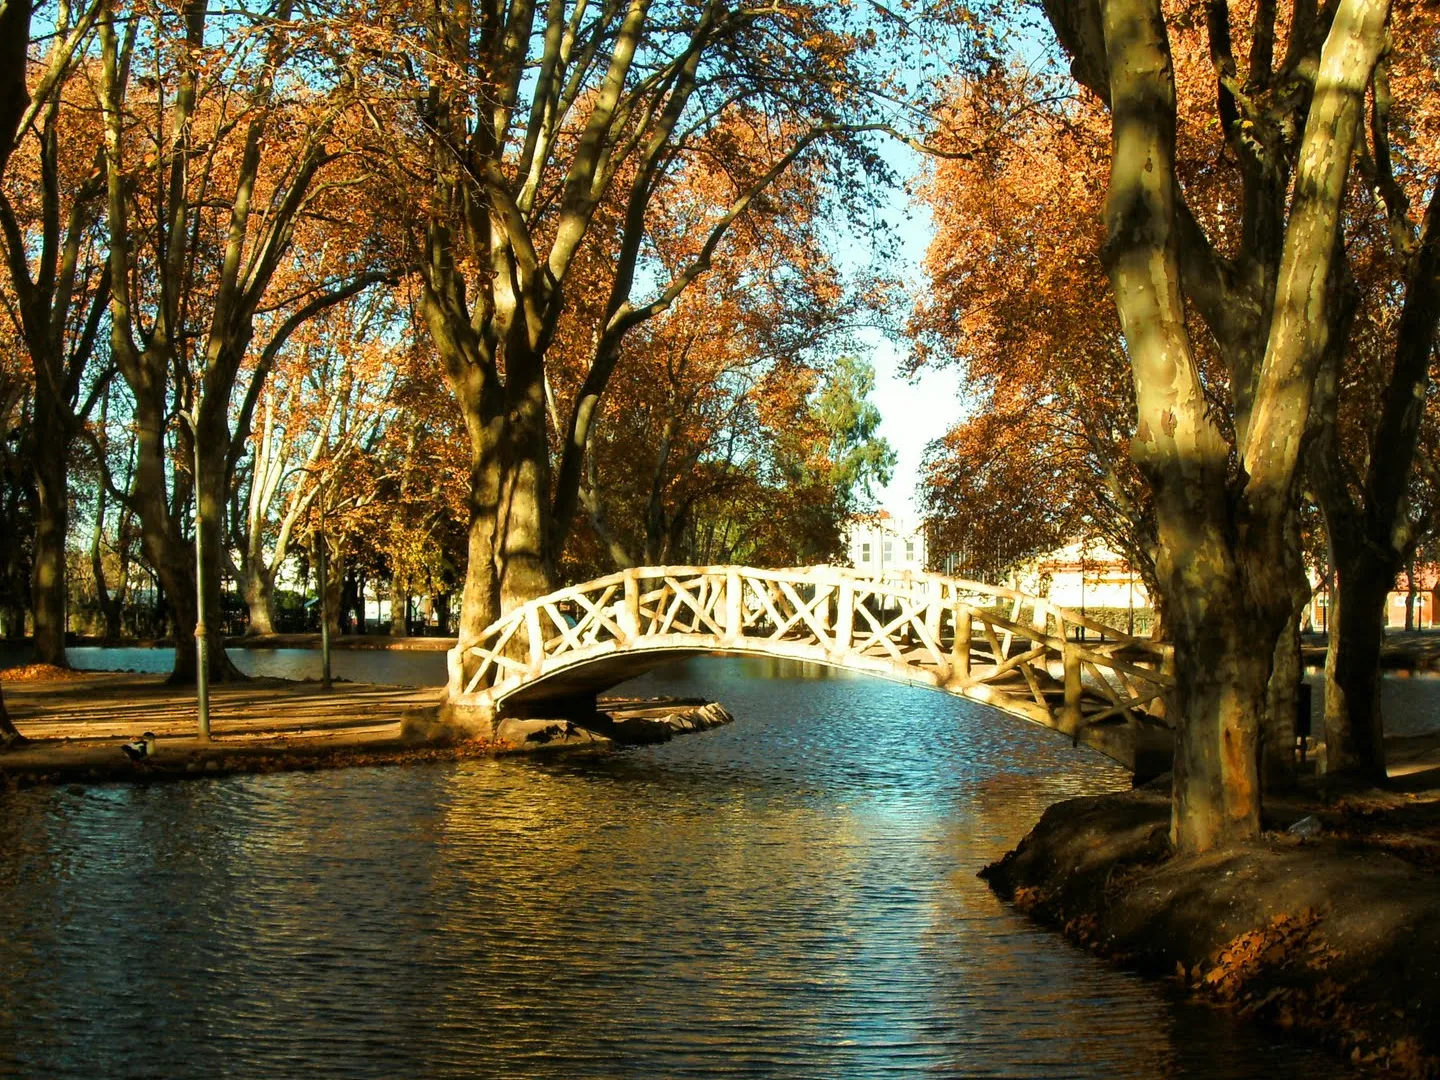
726, 570, 742, 640
953, 603, 971, 680
836, 582, 853, 650
621, 570, 640, 641
1062, 635, 1083, 738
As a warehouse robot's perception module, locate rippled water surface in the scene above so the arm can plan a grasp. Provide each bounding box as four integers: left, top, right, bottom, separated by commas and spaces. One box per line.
0, 657, 1354, 1077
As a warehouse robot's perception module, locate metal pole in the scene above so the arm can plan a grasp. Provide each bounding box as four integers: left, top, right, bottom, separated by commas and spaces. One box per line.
317, 522, 332, 691
191, 414, 210, 741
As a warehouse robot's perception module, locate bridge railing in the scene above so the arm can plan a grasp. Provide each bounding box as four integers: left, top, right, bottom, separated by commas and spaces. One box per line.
448, 565, 1174, 737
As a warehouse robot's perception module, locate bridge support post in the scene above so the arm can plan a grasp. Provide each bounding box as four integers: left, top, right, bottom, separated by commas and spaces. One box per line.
1062, 638, 1083, 739
836, 583, 853, 649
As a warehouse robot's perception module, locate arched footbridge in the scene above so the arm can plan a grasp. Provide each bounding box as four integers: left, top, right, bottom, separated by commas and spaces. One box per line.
447, 566, 1175, 773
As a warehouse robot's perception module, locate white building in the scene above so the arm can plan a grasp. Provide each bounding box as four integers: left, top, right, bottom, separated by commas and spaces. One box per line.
1018, 539, 1149, 611
844, 512, 927, 573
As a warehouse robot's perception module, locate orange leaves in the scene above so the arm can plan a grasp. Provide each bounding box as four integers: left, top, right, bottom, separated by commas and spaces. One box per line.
912, 65, 1151, 582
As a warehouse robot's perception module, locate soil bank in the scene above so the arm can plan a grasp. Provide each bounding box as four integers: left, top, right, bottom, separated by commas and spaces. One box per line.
983, 785, 1440, 1077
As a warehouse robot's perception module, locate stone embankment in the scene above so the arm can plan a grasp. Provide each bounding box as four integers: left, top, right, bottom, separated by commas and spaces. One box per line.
983, 785, 1440, 1077
0, 670, 732, 789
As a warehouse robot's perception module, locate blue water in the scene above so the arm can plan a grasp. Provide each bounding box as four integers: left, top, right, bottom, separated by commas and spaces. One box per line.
0, 656, 1354, 1078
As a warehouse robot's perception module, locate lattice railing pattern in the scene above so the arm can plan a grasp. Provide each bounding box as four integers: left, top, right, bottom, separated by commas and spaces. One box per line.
447, 565, 1174, 739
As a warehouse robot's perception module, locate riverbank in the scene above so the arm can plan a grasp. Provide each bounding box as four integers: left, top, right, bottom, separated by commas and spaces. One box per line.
0, 671, 732, 788
983, 781, 1440, 1077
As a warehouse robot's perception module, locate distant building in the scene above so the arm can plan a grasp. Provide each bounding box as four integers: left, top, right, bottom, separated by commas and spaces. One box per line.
1018, 539, 1149, 612
844, 511, 927, 573
1306, 565, 1440, 631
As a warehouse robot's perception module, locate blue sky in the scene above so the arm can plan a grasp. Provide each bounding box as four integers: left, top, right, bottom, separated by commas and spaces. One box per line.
837, 147, 965, 521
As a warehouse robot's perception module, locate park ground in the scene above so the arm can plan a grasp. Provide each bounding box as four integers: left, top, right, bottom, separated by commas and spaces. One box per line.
0, 661, 731, 787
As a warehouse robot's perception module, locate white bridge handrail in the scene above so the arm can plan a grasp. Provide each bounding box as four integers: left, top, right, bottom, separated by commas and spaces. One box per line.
447, 565, 1173, 742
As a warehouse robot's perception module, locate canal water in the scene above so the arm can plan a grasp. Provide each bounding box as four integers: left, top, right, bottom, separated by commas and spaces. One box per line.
0, 653, 1361, 1077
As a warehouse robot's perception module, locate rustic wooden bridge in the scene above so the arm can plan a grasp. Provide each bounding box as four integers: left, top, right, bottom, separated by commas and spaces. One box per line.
447, 565, 1174, 773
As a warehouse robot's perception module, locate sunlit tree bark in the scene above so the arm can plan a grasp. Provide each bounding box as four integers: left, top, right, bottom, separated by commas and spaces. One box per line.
1046, 0, 1390, 850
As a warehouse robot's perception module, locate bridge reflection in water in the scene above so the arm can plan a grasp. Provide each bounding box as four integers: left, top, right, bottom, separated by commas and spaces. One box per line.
449, 566, 1174, 774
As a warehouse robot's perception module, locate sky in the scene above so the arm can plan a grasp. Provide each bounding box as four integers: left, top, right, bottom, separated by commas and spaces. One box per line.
836, 155, 966, 523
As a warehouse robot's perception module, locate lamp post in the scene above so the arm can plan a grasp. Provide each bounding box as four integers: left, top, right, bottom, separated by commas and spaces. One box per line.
316, 496, 332, 691
181, 409, 210, 741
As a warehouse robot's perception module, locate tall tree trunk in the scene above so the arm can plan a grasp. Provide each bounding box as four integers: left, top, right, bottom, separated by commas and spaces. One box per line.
323, 546, 344, 638
30, 395, 68, 666
344, 566, 365, 634
1263, 611, 1303, 789
496, 360, 555, 611
1323, 540, 1392, 782
127, 395, 241, 684
240, 559, 278, 635
1261, 514, 1311, 791
1094, 0, 1272, 852
91, 491, 124, 640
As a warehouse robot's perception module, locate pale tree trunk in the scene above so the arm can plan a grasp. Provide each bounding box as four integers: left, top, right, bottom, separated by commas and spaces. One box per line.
497, 365, 556, 610
419, 298, 502, 682
1263, 610, 1303, 789
1096, 0, 1267, 852
1078, 0, 1388, 852
319, 541, 344, 639
240, 560, 278, 636
390, 575, 407, 637
1260, 513, 1312, 791
91, 482, 126, 640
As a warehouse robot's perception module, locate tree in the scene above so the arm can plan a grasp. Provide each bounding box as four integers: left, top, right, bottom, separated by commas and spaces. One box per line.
912, 68, 1162, 603
544, 136, 890, 575
229, 291, 401, 634
96, 0, 387, 681
0, 9, 113, 666
0, 326, 25, 743
348, 0, 915, 682
1040, 0, 1395, 851
1306, 0, 1440, 782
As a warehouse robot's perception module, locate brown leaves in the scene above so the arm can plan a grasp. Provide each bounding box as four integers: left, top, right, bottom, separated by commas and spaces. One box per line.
1192, 908, 1322, 1003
